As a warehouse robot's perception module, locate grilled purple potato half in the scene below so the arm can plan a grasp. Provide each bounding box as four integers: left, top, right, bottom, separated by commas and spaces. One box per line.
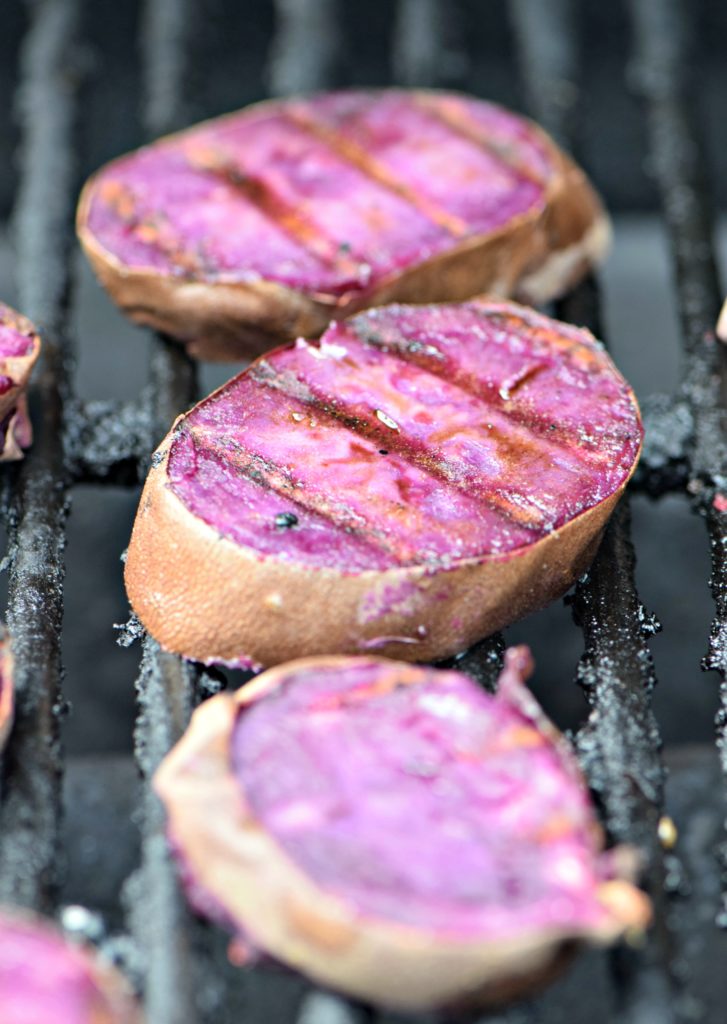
125, 299, 642, 668
78, 90, 609, 360
155, 649, 651, 1011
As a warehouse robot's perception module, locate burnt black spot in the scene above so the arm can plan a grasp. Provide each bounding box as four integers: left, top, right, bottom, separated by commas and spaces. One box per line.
379, 449, 389, 455
274, 512, 299, 530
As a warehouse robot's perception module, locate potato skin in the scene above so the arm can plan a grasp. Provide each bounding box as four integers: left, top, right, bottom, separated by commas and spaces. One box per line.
0, 636, 12, 752
125, 292, 642, 669
125, 439, 628, 667
154, 658, 651, 1011
77, 94, 609, 362
0, 306, 41, 460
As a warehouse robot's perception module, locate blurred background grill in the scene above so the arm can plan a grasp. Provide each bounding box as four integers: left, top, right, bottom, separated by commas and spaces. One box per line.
0, 0, 726, 1021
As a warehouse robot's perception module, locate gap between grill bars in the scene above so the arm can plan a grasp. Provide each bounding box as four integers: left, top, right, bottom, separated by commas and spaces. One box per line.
0, 0, 725, 1023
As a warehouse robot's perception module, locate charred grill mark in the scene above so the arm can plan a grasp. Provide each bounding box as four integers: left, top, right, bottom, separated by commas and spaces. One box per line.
187, 420, 498, 564
178, 426, 404, 562
352, 322, 616, 464
247, 361, 561, 531
414, 95, 549, 188
182, 144, 362, 274
283, 108, 468, 237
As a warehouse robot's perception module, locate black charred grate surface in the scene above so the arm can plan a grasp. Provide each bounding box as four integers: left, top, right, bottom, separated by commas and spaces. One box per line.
0, 0, 726, 1022
0, 0, 78, 913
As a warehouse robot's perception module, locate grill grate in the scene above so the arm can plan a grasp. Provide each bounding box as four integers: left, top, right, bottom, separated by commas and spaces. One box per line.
0, 0, 78, 913
0, 0, 725, 1022
511, 3, 677, 1018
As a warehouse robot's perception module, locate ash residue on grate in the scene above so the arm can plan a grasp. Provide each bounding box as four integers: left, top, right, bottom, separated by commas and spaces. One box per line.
572, 500, 664, 854
636, 394, 692, 495
64, 396, 153, 485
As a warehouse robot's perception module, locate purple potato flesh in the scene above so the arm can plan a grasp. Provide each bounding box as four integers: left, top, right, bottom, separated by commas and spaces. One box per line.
0, 304, 40, 460
0, 909, 141, 1023
125, 299, 642, 666
154, 650, 651, 1010
170, 300, 641, 569
78, 90, 609, 359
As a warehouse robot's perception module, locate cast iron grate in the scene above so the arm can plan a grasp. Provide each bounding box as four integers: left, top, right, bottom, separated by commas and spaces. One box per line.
0, 0, 725, 1022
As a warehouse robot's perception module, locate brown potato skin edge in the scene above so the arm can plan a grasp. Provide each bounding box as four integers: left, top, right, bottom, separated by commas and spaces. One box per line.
0, 638, 13, 752
153, 664, 650, 1012
124, 436, 638, 668
0, 906, 143, 1023
76, 98, 609, 362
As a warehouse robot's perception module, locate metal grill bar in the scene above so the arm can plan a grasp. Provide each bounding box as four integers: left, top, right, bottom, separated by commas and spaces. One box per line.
508, 0, 580, 149
509, 0, 667, 865
627, 0, 727, 921
443, 634, 505, 694
391, 0, 446, 87
297, 992, 374, 1024
0, 0, 79, 912
130, 638, 199, 1024
268, 0, 339, 96
572, 500, 679, 1020
130, 1, 204, 1020
509, 1, 682, 1019
142, 0, 193, 138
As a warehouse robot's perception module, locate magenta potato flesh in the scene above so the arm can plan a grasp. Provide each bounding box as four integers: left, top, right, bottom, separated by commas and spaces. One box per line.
0, 303, 39, 459
82, 92, 552, 298
0, 324, 35, 359
0, 911, 137, 1023
154, 651, 650, 1008
168, 300, 641, 572
232, 652, 618, 937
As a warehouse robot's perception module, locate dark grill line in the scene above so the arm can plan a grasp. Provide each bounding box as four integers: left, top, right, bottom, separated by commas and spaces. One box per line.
354, 321, 623, 467
185, 425, 411, 559
0, 0, 79, 912
244, 368, 550, 531
182, 148, 357, 271
283, 108, 468, 235
192, 420, 535, 561
415, 95, 548, 187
